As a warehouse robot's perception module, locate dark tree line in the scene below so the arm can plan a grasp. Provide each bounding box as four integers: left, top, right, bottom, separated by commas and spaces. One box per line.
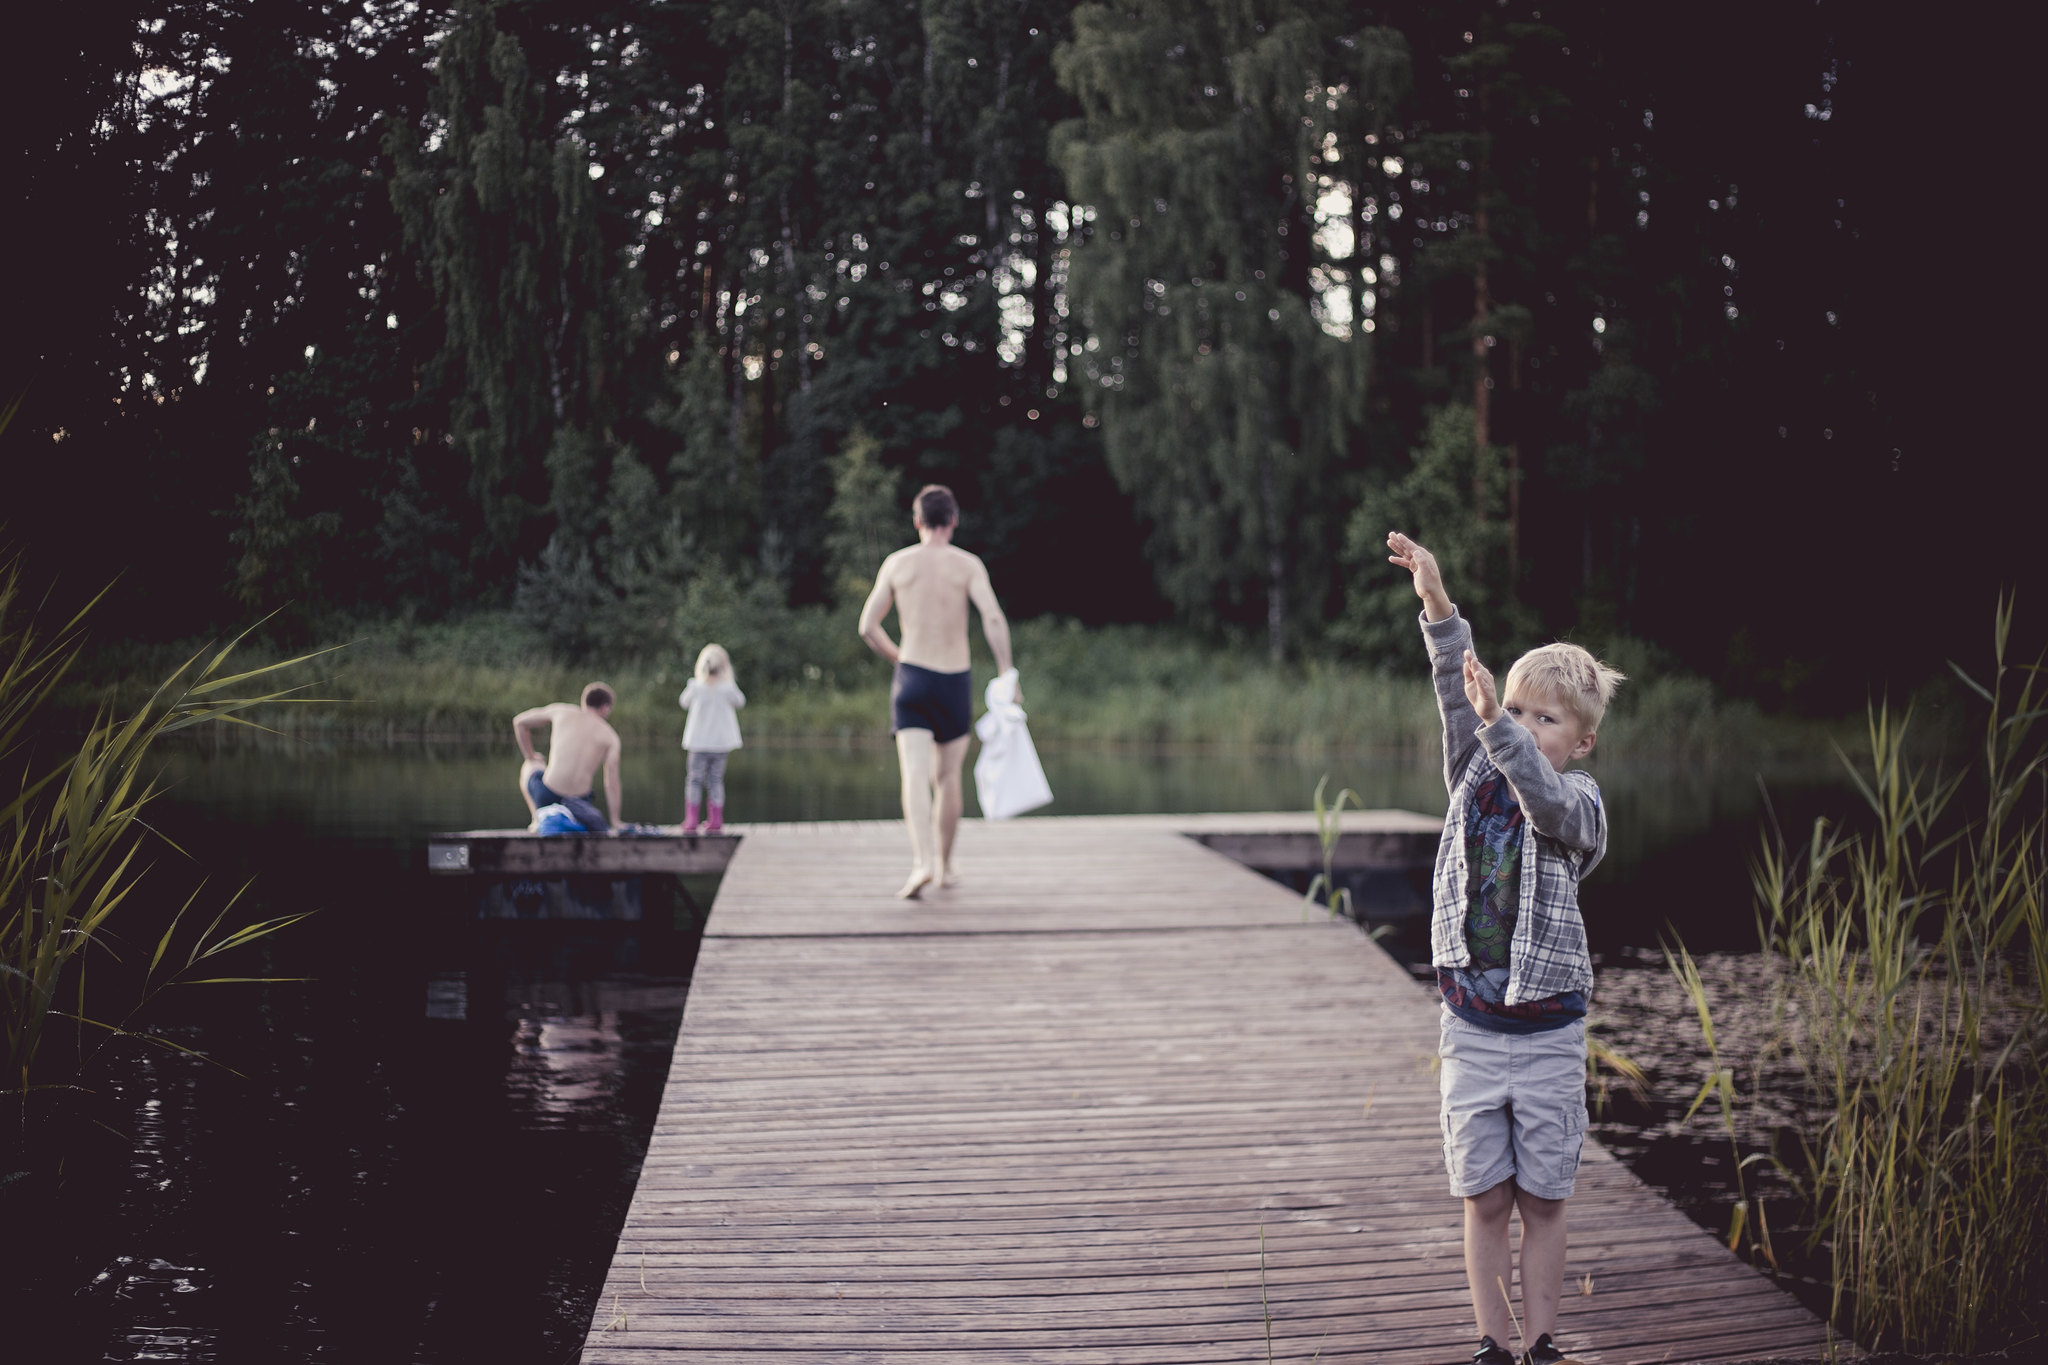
5, 1, 2025, 706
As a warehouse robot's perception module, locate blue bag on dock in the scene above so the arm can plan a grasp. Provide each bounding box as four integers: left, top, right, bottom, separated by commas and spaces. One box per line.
534, 804, 588, 835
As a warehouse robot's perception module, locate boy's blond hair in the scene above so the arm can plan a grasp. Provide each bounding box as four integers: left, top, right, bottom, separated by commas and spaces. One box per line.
1503, 643, 1626, 731
694, 642, 735, 687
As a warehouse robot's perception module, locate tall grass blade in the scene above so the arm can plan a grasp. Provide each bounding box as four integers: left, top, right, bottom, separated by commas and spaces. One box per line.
3, 559, 327, 1131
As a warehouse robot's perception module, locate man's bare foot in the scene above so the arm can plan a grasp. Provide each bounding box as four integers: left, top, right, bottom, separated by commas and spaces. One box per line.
897, 866, 934, 899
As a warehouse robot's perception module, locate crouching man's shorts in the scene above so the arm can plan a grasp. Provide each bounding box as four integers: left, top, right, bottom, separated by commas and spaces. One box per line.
1438, 1008, 1588, 1201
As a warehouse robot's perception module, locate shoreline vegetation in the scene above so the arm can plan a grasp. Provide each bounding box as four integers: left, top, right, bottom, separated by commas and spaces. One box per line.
1661, 602, 2047, 1353
64, 610, 1886, 760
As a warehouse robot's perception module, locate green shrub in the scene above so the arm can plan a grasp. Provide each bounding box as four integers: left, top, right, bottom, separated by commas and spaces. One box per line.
68, 601, 1846, 759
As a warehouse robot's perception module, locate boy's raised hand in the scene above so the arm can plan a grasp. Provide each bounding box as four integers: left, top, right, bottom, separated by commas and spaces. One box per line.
1462, 649, 1502, 723
1386, 531, 1453, 622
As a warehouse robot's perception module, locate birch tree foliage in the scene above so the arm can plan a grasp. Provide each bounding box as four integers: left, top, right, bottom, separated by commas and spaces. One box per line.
1053, 1, 1407, 657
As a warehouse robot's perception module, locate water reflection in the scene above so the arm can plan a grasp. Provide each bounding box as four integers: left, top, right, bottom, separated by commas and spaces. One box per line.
423, 972, 467, 1020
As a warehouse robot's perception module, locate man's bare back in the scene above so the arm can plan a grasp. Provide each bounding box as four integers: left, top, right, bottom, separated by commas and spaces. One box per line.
521, 703, 618, 796
861, 541, 1001, 673
513, 685, 623, 827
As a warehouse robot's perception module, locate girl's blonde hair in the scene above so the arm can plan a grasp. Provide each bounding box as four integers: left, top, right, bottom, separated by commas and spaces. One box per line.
694, 642, 734, 687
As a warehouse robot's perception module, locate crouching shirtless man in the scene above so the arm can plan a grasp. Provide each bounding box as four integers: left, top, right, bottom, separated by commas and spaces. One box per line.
513, 682, 623, 832
858, 484, 1014, 898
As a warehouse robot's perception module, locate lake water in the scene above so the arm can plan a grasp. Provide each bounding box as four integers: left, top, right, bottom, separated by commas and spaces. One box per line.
5, 739, 1855, 1362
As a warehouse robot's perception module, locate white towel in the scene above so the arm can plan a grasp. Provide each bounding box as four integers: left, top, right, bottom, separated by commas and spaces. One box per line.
973, 669, 1053, 820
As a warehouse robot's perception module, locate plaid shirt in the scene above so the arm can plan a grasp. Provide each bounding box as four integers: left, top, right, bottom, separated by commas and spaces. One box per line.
1421, 610, 1606, 1005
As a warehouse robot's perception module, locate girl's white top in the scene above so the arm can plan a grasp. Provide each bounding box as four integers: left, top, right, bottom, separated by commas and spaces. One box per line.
679, 679, 746, 752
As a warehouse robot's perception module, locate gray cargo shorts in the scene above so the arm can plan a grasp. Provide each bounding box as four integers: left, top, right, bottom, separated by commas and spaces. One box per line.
1438, 1007, 1588, 1201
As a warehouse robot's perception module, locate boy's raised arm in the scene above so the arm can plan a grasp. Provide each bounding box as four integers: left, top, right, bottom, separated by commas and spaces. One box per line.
1388, 531, 1484, 792
1386, 532, 1453, 622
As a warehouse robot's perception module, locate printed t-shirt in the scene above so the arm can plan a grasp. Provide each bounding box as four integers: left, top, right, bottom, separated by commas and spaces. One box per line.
1438, 771, 1586, 1034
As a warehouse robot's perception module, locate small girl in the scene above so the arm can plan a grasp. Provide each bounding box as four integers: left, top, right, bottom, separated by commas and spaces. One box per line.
678, 643, 745, 833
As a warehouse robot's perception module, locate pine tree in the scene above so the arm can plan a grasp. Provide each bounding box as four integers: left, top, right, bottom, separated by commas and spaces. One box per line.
1335, 403, 1527, 660
1053, 1, 1407, 658
648, 346, 760, 570
824, 427, 905, 608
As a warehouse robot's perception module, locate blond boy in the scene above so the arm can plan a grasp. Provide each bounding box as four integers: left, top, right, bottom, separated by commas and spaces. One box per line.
1386, 531, 1624, 1365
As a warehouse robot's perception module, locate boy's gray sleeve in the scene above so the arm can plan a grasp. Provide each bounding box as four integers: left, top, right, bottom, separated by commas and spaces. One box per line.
1421, 609, 1483, 794
1476, 716, 1607, 862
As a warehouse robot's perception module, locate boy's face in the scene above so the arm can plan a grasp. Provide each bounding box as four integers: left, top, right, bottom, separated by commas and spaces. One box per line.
1501, 684, 1597, 772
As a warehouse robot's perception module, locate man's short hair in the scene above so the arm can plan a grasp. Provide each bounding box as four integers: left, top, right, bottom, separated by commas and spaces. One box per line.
581, 682, 615, 711
913, 484, 958, 528
1503, 644, 1626, 731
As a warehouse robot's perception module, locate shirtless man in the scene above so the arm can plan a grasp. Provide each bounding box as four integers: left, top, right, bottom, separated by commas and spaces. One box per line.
513, 682, 624, 832
858, 484, 1014, 898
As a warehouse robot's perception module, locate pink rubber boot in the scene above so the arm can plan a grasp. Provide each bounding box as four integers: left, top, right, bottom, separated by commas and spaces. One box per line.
682, 800, 700, 834
706, 803, 724, 833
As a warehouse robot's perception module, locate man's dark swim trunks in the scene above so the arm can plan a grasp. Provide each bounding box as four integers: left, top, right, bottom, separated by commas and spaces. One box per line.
526, 770, 610, 832
891, 661, 973, 744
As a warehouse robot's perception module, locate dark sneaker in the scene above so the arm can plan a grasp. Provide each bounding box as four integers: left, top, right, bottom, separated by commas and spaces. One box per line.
1522, 1333, 1584, 1365
1470, 1337, 1515, 1365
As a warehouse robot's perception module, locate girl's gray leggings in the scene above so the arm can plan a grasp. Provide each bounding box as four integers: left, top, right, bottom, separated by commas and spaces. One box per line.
686, 749, 729, 805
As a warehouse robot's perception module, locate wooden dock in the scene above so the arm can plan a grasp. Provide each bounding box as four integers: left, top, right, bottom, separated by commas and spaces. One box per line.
579, 813, 1839, 1364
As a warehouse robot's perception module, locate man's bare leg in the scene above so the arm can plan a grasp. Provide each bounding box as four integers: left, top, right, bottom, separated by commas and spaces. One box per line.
895, 729, 938, 897
932, 733, 970, 886
519, 757, 544, 830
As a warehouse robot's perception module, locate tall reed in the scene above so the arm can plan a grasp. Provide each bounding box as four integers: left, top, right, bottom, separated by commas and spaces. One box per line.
1666, 941, 1777, 1265
1303, 774, 1363, 919
2, 561, 325, 1110
1677, 597, 2045, 1351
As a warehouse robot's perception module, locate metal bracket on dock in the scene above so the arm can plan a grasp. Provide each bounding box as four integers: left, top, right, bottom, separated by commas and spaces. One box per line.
427, 841, 470, 873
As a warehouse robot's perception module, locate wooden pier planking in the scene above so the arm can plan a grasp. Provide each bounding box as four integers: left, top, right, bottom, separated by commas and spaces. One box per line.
581, 814, 1840, 1364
